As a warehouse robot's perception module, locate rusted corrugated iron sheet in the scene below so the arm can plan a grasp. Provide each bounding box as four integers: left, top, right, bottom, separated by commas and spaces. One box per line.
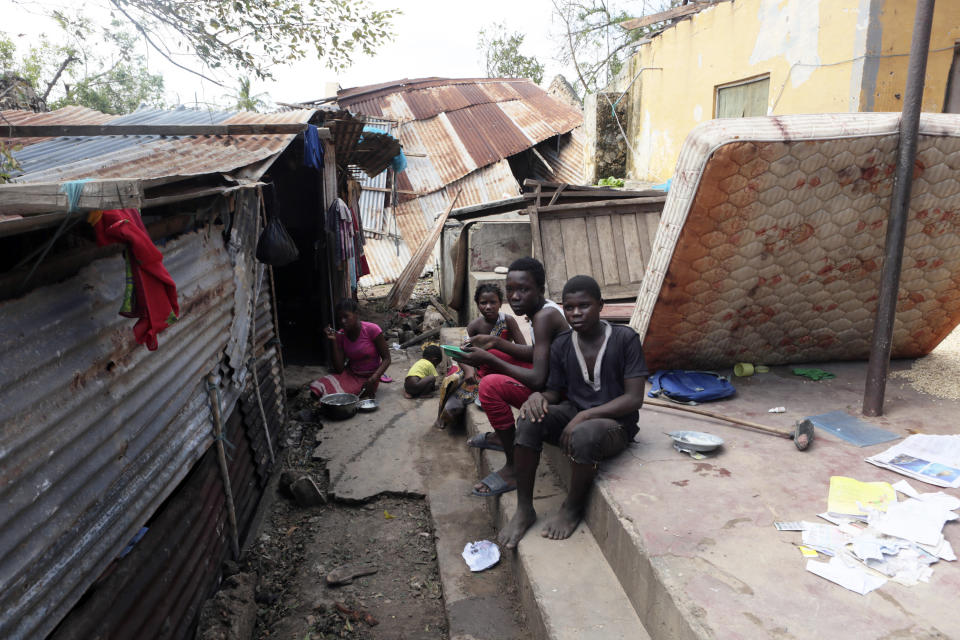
0, 229, 240, 640
10, 108, 314, 183
0, 106, 118, 147
337, 77, 583, 285
532, 129, 586, 185
339, 78, 580, 196
396, 116, 476, 190
48, 400, 266, 640
396, 160, 520, 248
359, 171, 388, 232
359, 234, 413, 287
445, 103, 534, 166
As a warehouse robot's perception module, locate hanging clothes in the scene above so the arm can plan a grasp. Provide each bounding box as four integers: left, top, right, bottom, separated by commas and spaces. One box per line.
89, 208, 179, 351
303, 124, 325, 170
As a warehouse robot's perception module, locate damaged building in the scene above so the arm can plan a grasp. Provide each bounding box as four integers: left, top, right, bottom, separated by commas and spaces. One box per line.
0, 104, 401, 639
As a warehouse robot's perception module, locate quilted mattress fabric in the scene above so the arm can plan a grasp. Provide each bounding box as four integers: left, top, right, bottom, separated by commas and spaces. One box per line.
630, 113, 960, 370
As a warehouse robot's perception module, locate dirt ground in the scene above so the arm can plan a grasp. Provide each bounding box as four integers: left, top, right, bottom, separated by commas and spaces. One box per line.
243, 390, 447, 640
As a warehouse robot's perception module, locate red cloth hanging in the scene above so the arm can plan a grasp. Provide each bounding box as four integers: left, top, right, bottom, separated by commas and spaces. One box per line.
91, 208, 179, 350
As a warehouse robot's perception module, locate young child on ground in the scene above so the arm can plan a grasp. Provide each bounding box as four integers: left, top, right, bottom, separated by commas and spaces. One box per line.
452, 257, 569, 497
498, 274, 648, 548
404, 345, 444, 398
433, 283, 527, 430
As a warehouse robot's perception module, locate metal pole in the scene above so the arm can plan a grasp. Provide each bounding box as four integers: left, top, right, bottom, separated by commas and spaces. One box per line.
863, 0, 936, 416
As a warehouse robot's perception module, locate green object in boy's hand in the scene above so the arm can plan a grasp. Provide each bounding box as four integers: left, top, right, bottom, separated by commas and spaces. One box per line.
442, 344, 469, 359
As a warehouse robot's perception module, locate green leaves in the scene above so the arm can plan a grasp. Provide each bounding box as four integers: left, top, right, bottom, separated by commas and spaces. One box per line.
0, 15, 165, 115
478, 22, 545, 84
106, 0, 399, 80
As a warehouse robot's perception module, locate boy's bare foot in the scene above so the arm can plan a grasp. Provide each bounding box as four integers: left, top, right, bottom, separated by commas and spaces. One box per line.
403, 391, 413, 399
432, 416, 446, 430
541, 502, 582, 540
499, 506, 537, 549
473, 465, 515, 494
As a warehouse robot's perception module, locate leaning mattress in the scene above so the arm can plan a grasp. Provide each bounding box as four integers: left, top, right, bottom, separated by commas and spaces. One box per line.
630, 113, 960, 370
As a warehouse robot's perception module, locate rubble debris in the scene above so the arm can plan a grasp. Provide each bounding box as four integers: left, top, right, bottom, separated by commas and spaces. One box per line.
334, 601, 379, 626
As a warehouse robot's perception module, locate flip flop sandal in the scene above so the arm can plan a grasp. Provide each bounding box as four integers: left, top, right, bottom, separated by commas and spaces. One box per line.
380, 374, 393, 383
471, 471, 515, 497
466, 432, 504, 452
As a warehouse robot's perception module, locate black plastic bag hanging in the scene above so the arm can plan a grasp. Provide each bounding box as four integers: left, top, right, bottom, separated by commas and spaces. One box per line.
256, 185, 299, 266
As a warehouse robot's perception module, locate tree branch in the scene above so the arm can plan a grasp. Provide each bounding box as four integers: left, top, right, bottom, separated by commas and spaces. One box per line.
42, 54, 77, 101
107, 0, 226, 87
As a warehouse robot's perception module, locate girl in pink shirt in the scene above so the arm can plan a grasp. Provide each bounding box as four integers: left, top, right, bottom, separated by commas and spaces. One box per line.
310, 299, 391, 398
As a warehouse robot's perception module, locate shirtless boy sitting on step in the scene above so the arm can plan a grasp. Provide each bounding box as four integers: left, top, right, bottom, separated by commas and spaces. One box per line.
499, 274, 648, 548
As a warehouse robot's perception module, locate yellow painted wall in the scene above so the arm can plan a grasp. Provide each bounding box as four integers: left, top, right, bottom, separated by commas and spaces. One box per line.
624, 0, 960, 182
868, 0, 960, 112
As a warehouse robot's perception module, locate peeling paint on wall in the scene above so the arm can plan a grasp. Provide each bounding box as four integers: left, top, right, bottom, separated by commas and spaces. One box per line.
750, 0, 822, 87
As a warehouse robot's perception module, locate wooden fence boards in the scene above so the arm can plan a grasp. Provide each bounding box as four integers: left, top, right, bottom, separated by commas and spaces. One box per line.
530, 199, 665, 300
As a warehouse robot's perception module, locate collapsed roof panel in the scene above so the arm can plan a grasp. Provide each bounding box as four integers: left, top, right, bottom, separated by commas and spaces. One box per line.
9, 107, 315, 184
338, 76, 584, 285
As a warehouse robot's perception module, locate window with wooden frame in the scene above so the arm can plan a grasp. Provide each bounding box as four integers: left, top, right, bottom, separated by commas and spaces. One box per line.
715, 75, 771, 118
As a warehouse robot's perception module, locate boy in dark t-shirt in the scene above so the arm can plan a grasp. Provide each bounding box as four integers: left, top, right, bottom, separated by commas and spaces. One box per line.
499, 275, 648, 548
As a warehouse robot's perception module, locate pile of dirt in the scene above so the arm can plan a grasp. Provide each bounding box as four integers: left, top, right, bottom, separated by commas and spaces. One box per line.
207, 388, 447, 640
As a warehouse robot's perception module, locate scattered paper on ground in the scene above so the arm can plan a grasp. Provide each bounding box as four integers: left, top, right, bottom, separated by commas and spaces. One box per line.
827, 476, 896, 517
865, 435, 960, 488
781, 476, 958, 595
806, 557, 886, 595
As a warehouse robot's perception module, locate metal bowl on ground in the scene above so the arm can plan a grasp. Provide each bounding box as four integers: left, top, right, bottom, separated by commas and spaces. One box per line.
320, 393, 360, 420
666, 430, 724, 452
357, 398, 379, 412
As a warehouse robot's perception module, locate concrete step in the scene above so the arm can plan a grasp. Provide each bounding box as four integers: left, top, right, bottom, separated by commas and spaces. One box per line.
427, 433, 532, 640
465, 406, 650, 640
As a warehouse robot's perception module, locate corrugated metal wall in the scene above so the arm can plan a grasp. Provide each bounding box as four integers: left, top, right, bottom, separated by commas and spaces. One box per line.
0, 190, 285, 639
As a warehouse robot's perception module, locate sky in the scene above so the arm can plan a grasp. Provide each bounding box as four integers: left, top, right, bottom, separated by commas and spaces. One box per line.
3, 0, 602, 108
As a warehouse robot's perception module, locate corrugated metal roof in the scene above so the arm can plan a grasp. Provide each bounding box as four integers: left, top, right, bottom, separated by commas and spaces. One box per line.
396, 159, 520, 249
0, 106, 118, 147
360, 233, 413, 287
336, 77, 583, 285
8, 108, 314, 183
532, 128, 586, 185
445, 102, 534, 167
0, 228, 244, 640
338, 77, 582, 191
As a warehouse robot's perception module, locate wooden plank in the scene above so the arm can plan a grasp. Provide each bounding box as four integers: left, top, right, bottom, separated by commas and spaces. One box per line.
584, 216, 605, 286
647, 211, 662, 248
620, 3, 706, 30
611, 213, 630, 287
534, 196, 667, 213
634, 210, 659, 265
322, 140, 337, 210
522, 189, 665, 201
621, 213, 647, 283
594, 215, 621, 285
528, 206, 545, 263
599, 283, 642, 300
0, 123, 318, 137
533, 203, 665, 220
560, 216, 592, 279
539, 217, 567, 299
0, 179, 143, 215
386, 189, 462, 310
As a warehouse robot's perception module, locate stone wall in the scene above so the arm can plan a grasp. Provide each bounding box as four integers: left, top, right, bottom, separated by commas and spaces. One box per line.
583, 92, 627, 185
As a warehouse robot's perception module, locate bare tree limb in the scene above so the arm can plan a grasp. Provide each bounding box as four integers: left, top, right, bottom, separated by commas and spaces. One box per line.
42, 55, 78, 101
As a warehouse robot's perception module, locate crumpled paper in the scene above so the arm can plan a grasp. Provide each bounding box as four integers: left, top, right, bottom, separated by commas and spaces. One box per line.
462, 540, 500, 572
